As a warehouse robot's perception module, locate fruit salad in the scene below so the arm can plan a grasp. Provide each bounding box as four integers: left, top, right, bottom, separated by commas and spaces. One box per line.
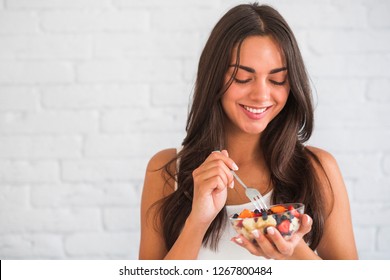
229, 203, 304, 242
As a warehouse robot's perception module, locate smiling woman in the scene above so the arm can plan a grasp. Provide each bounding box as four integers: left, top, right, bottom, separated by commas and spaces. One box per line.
139, 3, 358, 260
222, 36, 290, 134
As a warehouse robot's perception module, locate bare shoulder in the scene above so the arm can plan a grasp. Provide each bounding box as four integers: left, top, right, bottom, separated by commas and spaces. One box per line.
305, 146, 341, 179
306, 149, 358, 258
306, 145, 346, 211
139, 148, 177, 259
306, 146, 337, 166
143, 148, 178, 198
146, 148, 177, 172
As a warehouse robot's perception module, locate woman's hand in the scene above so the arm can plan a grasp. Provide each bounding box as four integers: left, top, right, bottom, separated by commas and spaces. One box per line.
189, 150, 238, 227
231, 214, 313, 259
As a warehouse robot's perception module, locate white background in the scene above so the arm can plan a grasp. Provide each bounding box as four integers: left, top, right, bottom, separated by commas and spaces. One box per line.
0, 0, 389, 259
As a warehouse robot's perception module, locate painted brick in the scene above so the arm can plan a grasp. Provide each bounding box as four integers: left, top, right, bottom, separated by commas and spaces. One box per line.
0, 160, 60, 183
368, 0, 390, 28
366, 79, 390, 102
41, 11, 149, 33
0, 135, 82, 159
77, 59, 182, 83
103, 207, 140, 231
378, 226, 390, 252
0, 234, 64, 259
354, 177, 390, 203
384, 153, 390, 175
5, 0, 111, 9
0, 34, 92, 59
31, 183, 139, 207
0, 208, 101, 234
65, 232, 136, 258
0, 111, 99, 134
0, 11, 39, 34
61, 159, 148, 182
353, 226, 376, 253
0, 185, 29, 210
0, 61, 74, 84
101, 108, 186, 133
0, 0, 389, 260
41, 85, 150, 109
0, 86, 40, 111
84, 132, 183, 158
94, 32, 200, 59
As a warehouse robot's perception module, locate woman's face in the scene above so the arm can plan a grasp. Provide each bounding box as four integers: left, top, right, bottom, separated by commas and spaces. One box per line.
221, 35, 290, 136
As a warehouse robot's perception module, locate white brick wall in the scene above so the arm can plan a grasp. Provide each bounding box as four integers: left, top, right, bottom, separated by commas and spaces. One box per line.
0, 0, 389, 259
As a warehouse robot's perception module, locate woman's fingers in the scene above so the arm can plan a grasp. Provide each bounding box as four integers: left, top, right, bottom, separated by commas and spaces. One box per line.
211, 150, 239, 171
288, 214, 312, 244
232, 215, 313, 259
193, 149, 237, 191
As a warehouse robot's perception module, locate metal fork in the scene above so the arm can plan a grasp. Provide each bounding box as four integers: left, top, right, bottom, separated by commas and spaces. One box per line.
231, 170, 268, 211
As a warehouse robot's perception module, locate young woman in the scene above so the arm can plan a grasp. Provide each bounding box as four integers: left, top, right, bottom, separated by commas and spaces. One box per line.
139, 3, 358, 260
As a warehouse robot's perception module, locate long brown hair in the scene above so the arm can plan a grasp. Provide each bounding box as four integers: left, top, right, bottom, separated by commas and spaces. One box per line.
157, 3, 331, 252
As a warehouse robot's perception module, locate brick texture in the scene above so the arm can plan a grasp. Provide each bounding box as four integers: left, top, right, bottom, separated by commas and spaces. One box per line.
0, 0, 389, 259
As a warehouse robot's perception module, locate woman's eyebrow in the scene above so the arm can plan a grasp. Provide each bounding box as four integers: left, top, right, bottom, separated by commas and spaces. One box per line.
229, 64, 255, 73
229, 64, 287, 74
269, 67, 287, 74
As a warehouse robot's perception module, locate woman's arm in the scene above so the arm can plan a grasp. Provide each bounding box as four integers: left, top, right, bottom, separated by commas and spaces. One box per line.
139, 149, 237, 259
310, 147, 358, 259
139, 149, 207, 259
231, 147, 358, 260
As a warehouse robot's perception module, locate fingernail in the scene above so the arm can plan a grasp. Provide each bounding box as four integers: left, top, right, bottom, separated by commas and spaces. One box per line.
267, 227, 275, 235
235, 237, 243, 244
306, 215, 312, 225
229, 180, 234, 189
232, 163, 239, 171
251, 230, 260, 238
212, 150, 220, 153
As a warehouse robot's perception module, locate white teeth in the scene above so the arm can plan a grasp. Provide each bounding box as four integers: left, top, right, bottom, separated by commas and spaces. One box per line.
243, 105, 267, 114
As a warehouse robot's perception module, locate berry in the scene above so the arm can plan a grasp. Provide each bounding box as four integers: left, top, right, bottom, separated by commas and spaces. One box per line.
287, 205, 300, 218
261, 209, 268, 221
253, 209, 262, 217
273, 214, 281, 224
277, 219, 290, 234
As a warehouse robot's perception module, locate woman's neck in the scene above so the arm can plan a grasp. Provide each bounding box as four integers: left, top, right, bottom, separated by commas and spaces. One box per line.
224, 131, 263, 166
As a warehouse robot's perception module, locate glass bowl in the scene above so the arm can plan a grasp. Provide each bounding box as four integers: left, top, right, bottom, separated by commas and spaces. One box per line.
229, 203, 305, 242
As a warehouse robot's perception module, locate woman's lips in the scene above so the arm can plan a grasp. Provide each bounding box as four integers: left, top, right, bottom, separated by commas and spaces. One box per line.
243, 105, 267, 114
240, 104, 270, 119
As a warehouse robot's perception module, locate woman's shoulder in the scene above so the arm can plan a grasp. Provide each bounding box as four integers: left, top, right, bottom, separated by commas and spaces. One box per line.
305, 146, 339, 172
305, 145, 346, 207
142, 148, 178, 206
147, 148, 177, 171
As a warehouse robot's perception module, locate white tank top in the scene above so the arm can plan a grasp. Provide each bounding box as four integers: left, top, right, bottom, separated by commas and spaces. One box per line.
197, 191, 272, 260
174, 148, 273, 259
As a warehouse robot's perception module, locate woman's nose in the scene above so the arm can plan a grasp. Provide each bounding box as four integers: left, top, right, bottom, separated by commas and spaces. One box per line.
249, 79, 270, 100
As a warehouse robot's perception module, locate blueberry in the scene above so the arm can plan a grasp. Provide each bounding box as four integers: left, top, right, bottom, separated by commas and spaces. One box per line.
232, 213, 239, 218
261, 209, 268, 220
281, 215, 289, 221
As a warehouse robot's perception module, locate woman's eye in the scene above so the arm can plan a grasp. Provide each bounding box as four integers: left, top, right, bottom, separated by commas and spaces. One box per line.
270, 79, 286, 86
234, 78, 252, 84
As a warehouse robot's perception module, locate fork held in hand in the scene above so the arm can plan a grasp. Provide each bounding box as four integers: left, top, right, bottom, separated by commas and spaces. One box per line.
231, 170, 268, 211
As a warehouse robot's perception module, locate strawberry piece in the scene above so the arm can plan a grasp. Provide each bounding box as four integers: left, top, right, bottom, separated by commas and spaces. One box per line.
288, 205, 300, 218
277, 219, 290, 234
